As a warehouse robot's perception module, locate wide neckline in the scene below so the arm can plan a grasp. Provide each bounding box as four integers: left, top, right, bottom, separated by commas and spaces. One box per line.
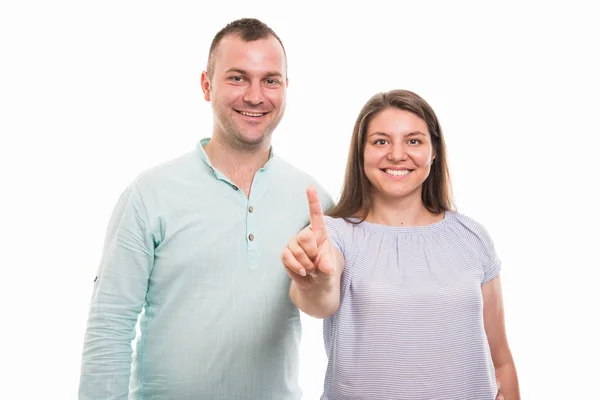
345, 211, 452, 233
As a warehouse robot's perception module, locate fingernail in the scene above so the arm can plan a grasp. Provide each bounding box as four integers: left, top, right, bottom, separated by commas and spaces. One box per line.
309, 271, 319, 278
299, 268, 306, 276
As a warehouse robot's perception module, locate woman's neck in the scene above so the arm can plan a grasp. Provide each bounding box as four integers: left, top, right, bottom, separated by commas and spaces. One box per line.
366, 192, 444, 227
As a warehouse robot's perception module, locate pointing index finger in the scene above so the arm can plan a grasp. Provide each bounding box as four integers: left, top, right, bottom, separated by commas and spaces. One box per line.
306, 185, 328, 242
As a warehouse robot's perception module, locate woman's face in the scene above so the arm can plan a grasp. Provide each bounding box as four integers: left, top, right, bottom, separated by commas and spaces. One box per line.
363, 107, 436, 203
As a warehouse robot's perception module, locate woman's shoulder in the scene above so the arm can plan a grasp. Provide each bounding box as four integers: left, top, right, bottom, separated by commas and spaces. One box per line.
445, 210, 497, 250
322, 216, 365, 254
323, 215, 362, 232
446, 211, 502, 282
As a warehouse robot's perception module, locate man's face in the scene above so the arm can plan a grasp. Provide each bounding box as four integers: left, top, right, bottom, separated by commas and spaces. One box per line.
201, 35, 287, 149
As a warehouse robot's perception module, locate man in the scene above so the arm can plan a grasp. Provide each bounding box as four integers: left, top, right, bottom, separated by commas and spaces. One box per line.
79, 18, 332, 400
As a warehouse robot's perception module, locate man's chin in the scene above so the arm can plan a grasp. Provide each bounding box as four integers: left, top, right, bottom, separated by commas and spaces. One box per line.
231, 131, 272, 149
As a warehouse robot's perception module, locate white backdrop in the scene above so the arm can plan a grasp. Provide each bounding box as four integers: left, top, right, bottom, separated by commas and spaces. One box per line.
1, 1, 599, 399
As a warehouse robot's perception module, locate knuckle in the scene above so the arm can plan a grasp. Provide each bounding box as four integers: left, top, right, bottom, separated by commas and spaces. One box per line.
290, 247, 302, 258
281, 249, 292, 264
297, 234, 310, 245
298, 229, 313, 242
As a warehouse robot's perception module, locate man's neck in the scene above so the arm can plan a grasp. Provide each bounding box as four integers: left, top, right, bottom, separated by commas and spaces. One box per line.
203, 136, 271, 197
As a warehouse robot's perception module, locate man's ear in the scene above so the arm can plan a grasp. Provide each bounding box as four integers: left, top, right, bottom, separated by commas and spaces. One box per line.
200, 71, 211, 102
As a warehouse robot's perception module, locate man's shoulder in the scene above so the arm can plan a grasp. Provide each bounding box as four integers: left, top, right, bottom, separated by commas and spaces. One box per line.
270, 155, 309, 177
133, 150, 200, 186
270, 155, 322, 187
270, 155, 334, 207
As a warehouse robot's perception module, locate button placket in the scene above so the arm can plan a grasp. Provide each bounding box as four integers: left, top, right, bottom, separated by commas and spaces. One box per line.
246, 195, 260, 270
246, 199, 255, 246
245, 170, 265, 270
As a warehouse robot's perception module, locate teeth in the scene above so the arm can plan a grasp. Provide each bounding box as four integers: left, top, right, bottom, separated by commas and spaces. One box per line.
240, 111, 264, 117
385, 169, 410, 176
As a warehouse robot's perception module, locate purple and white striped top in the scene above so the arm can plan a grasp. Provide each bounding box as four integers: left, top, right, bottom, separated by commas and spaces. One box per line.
321, 211, 501, 400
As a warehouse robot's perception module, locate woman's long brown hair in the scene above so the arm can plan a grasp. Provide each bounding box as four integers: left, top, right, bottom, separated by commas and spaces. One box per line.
327, 90, 454, 222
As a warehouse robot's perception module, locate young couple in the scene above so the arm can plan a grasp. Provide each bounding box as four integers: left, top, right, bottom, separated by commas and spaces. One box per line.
80, 17, 519, 400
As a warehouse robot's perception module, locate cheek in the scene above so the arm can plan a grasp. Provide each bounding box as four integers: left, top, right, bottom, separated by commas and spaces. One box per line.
410, 148, 434, 166
363, 152, 387, 182
363, 150, 380, 170
265, 89, 285, 106
216, 86, 243, 103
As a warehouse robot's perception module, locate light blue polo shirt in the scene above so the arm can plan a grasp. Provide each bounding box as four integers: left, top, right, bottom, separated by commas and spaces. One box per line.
79, 138, 333, 400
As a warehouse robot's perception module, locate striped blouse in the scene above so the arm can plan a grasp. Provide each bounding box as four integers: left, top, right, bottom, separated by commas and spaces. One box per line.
321, 211, 501, 400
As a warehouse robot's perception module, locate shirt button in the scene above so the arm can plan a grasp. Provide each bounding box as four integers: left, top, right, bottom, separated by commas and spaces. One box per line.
248, 206, 254, 213
248, 234, 254, 241
232, 185, 239, 191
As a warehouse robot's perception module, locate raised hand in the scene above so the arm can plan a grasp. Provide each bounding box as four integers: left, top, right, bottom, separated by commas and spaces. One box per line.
281, 185, 336, 288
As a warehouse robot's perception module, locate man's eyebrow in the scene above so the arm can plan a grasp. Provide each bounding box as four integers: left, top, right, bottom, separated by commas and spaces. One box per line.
225, 68, 283, 78
225, 68, 247, 75
264, 72, 283, 78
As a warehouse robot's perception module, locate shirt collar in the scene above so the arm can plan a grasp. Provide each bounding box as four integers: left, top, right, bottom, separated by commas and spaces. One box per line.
196, 138, 276, 173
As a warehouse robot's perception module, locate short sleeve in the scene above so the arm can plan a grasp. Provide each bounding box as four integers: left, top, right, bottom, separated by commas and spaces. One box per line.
324, 216, 346, 259
451, 212, 502, 284
475, 223, 502, 284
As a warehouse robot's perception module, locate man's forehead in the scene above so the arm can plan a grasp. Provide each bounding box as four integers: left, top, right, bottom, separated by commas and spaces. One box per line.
213, 35, 286, 75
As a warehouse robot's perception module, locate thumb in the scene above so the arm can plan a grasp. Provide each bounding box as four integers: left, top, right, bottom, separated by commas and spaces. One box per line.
316, 239, 336, 275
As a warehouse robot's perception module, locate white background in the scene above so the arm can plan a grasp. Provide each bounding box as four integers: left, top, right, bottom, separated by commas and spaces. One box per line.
1, 1, 599, 399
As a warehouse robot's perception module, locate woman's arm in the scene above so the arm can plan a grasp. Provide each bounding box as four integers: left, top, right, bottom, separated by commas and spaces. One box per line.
282, 185, 344, 318
482, 275, 520, 400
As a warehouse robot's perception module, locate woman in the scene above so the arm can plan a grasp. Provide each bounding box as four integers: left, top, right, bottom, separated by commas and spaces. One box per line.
281, 90, 520, 399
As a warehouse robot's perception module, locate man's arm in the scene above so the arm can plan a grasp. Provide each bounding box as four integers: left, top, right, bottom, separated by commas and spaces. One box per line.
79, 185, 155, 400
